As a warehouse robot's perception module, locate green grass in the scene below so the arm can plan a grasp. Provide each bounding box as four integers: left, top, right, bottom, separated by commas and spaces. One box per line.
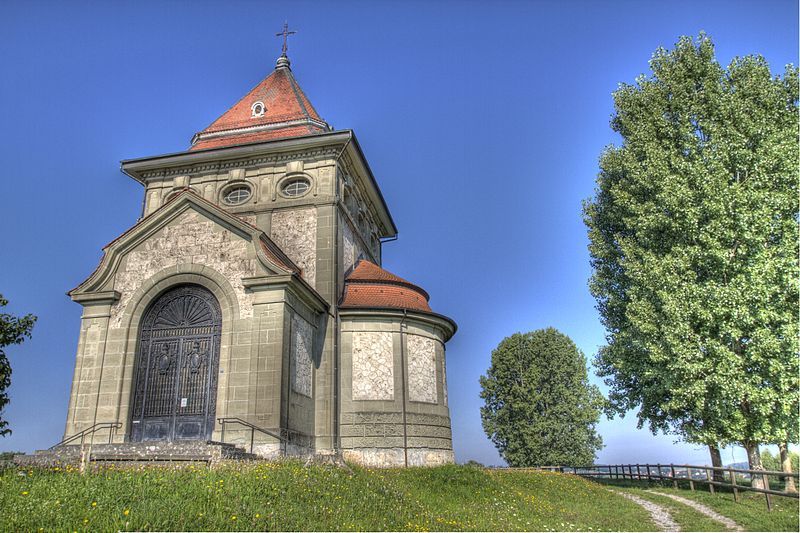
0, 462, 654, 532
596, 478, 799, 532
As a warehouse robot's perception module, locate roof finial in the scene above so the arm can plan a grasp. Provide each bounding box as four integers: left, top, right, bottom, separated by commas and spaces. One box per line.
275, 21, 296, 69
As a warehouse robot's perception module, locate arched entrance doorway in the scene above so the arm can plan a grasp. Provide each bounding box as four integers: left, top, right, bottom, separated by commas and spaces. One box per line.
130, 284, 222, 442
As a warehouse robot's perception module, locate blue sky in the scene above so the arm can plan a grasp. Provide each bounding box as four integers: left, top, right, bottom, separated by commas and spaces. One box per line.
0, 0, 796, 465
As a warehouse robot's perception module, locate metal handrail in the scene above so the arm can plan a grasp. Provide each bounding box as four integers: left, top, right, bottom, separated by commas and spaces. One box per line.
50, 422, 122, 449
217, 417, 286, 454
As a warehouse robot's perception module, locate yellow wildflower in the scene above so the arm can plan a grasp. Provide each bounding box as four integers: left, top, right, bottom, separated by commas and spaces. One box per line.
123, 509, 130, 516
21, 491, 28, 496
91, 502, 97, 507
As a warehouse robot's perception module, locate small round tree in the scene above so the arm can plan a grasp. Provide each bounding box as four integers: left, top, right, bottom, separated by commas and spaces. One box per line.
479, 328, 604, 467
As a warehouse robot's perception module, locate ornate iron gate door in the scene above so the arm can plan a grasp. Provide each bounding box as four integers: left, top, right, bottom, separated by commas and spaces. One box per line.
130, 285, 222, 442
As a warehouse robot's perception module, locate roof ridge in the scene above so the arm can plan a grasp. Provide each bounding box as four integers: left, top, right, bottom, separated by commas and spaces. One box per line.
285, 68, 313, 120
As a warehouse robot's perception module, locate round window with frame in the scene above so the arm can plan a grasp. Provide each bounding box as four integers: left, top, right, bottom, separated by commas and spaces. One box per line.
221, 185, 252, 206
280, 177, 311, 198
251, 101, 265, 117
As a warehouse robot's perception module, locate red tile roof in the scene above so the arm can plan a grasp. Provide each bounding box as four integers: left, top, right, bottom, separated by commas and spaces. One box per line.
190, 56, 329, 151
340, 260, 432, 313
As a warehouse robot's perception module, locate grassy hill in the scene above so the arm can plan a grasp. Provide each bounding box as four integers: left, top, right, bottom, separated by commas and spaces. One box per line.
0, 461, 796, 531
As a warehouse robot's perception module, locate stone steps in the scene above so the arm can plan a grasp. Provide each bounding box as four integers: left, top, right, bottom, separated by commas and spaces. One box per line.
14, 440, 261, 467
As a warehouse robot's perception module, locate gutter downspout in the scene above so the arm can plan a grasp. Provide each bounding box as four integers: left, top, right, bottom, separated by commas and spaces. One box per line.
399, 308, 409, 467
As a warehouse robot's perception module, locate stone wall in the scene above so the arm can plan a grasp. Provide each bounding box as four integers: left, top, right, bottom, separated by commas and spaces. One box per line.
339, 315, 454, 467
111, 211, 256, 327
341, 215, 367, 274
290, 313, 313, 397
271, 208, 317, 287
407, 335, 437, 404
352, 332, 394, 401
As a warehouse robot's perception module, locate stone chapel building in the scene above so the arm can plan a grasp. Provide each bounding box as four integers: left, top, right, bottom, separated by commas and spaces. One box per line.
63, 50, 457, 467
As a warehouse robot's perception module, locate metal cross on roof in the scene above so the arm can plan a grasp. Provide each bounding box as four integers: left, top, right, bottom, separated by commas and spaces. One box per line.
276, 22, 296, 56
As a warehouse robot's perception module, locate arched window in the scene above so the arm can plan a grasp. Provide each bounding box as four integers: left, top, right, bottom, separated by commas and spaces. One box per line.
251, 101, 265, 117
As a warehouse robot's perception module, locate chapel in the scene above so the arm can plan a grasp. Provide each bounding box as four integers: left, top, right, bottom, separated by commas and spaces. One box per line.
62, 42, 457, 467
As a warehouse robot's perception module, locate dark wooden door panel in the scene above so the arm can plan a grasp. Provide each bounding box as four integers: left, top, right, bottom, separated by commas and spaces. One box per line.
130, 285, 222, 442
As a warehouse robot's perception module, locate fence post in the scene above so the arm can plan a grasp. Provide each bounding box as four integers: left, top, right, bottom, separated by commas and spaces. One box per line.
688, 467, 694, 491
706, 467, 715, 495
637, 464, 642, 481
729, 468, 739, 503
762, 472, 772, 512
670, 464, 678, 489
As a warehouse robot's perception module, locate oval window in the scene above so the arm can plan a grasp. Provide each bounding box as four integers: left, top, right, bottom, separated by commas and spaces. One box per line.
222, 185, 252, 205
281, 177, 310, 197
251, 101, 265, 117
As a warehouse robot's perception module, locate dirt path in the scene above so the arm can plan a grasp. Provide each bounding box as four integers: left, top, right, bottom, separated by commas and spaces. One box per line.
610, 489, 680, 531
647, 491, 744, 531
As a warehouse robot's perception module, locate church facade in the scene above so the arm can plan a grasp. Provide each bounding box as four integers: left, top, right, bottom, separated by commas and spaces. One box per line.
63, 50, 457, 467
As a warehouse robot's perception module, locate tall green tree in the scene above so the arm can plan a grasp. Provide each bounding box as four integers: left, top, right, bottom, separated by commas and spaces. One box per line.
0, 294, 36, 437
583, 34, 799, 484
480, 328, 604, 467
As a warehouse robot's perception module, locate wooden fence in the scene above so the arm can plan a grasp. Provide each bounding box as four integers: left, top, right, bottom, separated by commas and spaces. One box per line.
533, 463, 799, 511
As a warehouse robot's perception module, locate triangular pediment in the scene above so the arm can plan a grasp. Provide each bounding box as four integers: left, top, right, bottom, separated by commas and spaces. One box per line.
70, 190, 300, 297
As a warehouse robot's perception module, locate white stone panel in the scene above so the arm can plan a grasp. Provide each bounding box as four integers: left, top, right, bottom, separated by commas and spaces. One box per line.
271, 208, 317, 287
341, 217, 366, 274
407, 335, 437, 404
111, 211, 256, 327
352, 332, 393, 400
342, 217, 355, 272
291, 314, 313, 397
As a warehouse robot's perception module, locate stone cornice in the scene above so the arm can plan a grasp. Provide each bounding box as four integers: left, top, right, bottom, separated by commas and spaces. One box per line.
121, 131, 353, 183
70, 290, 121, 305
242, 274, 329, 314
191, 117, 330, 145
338, 308, 457, 342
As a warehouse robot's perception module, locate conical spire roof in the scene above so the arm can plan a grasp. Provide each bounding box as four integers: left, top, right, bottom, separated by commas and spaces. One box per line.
190, 54, 330, 151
